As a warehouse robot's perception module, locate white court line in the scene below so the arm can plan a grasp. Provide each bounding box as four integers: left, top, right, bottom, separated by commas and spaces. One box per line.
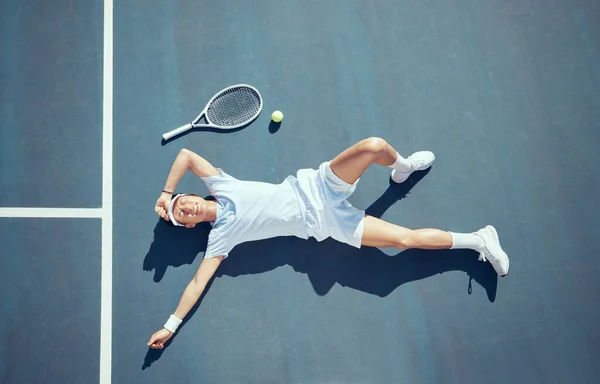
1, 2, 113, 382
100, 0, 113, 382
0, 207, 102, 218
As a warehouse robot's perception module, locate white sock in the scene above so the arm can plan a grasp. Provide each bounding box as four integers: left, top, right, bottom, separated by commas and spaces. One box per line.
450, 232, 484, 250
388, 152, 412, 172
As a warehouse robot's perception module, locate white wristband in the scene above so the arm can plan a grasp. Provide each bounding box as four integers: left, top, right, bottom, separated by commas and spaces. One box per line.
164, 314, 182, 333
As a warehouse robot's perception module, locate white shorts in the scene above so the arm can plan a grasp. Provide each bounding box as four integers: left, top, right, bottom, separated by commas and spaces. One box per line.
293, 161, 365, 248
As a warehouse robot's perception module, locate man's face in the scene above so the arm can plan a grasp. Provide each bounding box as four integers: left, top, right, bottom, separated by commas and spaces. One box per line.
174, 195, 210, 228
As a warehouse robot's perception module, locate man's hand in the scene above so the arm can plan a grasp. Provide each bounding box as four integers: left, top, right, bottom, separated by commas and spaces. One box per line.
155, 192, 172, 221
147, 328, 173, 350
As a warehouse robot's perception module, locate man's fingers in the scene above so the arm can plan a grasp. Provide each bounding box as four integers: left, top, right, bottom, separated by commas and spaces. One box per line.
155, 206, 169, 221
148, 339, 161, 349
154, 198, 171, 221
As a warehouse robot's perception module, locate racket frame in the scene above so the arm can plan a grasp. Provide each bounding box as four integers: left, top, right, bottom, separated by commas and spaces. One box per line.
162, 84, 263, 140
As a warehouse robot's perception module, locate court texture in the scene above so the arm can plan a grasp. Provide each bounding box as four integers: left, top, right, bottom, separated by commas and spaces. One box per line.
1, 1, 599, 383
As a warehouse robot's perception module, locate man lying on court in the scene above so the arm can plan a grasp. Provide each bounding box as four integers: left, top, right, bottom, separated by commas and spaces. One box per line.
147, 137, 509, 350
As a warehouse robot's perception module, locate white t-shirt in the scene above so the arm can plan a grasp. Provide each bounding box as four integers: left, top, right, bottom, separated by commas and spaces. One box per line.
202, 169, 308, 259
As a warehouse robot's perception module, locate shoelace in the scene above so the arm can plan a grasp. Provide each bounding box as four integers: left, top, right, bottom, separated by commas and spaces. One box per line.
413, 159, 425, 168
408, 157, 420, 172
477, 246, 490, 263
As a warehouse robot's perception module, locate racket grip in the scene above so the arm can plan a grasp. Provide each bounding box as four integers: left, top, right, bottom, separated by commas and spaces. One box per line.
163, 123, 193, 140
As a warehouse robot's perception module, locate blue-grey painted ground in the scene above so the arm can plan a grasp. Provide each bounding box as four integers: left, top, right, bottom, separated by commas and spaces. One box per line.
0, 219, 101, 384
0, 0, 103, 208
2, 0, 600, 383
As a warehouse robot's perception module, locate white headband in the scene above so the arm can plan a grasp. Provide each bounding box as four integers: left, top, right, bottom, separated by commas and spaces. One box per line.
168, 194, 186, 226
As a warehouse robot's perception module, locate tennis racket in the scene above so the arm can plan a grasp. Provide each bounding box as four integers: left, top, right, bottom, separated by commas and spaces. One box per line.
162, 84, 263, 140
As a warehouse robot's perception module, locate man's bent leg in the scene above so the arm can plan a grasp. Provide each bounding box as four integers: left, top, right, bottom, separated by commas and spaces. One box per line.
329, 137, 399, 185
329, 137, 434, 185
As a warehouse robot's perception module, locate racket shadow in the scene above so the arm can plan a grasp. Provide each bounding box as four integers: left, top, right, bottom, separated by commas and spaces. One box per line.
160, 122, 256, 145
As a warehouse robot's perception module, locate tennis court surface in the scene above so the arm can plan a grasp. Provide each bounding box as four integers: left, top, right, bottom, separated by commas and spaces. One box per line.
1, 1, 599, 383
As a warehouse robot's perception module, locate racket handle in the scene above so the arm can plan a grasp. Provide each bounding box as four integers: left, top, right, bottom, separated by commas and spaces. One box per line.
163, 123, 193, 140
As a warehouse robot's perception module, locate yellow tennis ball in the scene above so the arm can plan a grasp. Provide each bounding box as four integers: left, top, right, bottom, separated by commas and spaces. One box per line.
271, 110, 284, 123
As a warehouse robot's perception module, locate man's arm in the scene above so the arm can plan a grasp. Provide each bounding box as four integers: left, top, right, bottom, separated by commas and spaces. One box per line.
155, 149, 220, 221
173, 256, 223, 320
147, 256, 224, 350
163, 149, 219, 193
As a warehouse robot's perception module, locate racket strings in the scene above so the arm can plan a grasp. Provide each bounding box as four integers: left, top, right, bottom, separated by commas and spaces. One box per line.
207, 87, 262, 127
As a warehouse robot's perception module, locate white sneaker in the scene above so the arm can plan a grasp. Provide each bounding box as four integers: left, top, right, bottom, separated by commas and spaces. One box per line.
390, 151, 435, 183
474, 225, 509, 277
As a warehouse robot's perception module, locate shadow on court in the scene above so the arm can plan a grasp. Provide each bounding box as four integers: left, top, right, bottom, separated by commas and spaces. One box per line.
141, 170, 498, 369
160, 120, 260, 146
268, 120, 281, 134
143, 221, 212, 282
